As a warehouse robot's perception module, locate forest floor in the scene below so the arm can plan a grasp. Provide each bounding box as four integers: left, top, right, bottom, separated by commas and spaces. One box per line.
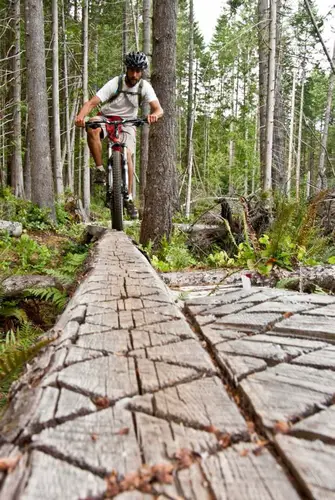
0, 230, 334, 499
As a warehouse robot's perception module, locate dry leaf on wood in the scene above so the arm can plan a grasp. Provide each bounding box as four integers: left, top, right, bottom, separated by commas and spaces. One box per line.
0, 454, 21, 472
174, 448, 200, 469
93, 396, 110, 409
274, 421, 290, 434
115, 427, 129, 436
219, 433, 231, 449
239, 449, 249, 457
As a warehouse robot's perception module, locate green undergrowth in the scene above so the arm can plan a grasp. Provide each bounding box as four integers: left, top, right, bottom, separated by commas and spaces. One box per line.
126, 195, 334, 276
0, 188, 90, 408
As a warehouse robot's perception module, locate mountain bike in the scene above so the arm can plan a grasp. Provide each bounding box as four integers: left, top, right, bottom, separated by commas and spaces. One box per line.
86, 116, 147, 231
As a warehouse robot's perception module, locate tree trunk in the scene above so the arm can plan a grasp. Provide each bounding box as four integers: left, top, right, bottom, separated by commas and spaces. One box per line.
264, 0, 277, 193
123, 0, 128, 62
272, 0, 285, 192
24, 0, 55, 219
258, 0, 269, 188
185, 0, 194, 219
140, 0, 178, 249
82, 0, 90, 217
61, 1, 73, 191
287, 68, 296, 198
318, 41, 335, 191
139, 0, 151, 209
9, 0, 24, 198
296, 71, 305, 200
52, 0, 63, 196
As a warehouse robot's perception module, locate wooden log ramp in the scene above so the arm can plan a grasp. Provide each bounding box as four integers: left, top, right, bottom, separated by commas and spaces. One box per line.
0, 231, 334, 499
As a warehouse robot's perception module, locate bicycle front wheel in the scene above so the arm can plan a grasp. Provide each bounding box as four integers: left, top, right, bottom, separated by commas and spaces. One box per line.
111, 149, 123, 231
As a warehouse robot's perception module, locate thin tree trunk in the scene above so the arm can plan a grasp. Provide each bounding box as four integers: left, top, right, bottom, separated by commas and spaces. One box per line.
123, 0, 128, 63
318, 41, 335, 191
52, 0, 63, 196
272, 0, 285, 192
258, 0, 269, 187
61, 0, 73, 190
24, 0, 55, 219
287, 68, 296, 198
185, 0, 194, 219
140, 0, 178, 248
82, 0, 90, 216
296, 71, 305, 200
9, 0, 24, 198
130, 0, 139, 50
140, 0, 151, 209
264, 0, 277, 193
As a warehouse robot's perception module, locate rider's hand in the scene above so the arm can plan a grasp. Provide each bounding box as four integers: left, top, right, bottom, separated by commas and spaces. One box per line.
146, 114, 159, 124
75, 115, 86, 128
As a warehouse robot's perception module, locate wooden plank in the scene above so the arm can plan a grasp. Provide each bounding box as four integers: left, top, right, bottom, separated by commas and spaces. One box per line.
57, 355, 138, 402
292, 346, 335, 370
65, 346, 104, 366
290, 405, 335, 443
135, 413, 219, 466
276, 435, 335, 499
129, 339, 216, 373
200, 323, 247, 345
85, 312, 119, 329
136, 358, 199, 392
216, 353, 267, 382
215, 339, 291, 364
201, 443, 301, 499
76, 330, 132, 354
131, 330, 180, 349
33, 406, 142, 477
273, 314, 335, 343
215, 312, 283, 333
129, 377, 248, 438
241, 363, 335, 429
245, 301, 316, 313
16, 451, 105, 500
301, 303, 335, 316
246, 334, 327, 351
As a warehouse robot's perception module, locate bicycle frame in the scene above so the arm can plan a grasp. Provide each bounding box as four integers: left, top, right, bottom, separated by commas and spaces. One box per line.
86, 116, 147, 230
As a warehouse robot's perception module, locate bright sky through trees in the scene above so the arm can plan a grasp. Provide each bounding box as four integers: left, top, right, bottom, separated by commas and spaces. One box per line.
194, 0, 334, 50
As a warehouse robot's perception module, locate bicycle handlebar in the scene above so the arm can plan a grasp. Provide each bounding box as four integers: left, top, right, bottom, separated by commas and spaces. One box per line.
85, 117, 148, 130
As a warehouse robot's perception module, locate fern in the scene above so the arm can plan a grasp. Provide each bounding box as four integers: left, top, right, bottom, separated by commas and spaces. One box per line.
0, 337, 53, 382
24, 287, 68, 310
45, 268, 73, 286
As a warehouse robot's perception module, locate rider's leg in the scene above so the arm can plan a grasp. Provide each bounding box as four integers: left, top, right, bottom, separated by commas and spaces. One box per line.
87, 127, 103, 166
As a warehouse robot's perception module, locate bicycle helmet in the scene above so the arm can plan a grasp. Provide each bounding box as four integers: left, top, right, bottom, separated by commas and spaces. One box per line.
125, 51, 148, 70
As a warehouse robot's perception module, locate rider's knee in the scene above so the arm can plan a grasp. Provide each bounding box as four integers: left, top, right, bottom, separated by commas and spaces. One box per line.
87, 127, 101, 141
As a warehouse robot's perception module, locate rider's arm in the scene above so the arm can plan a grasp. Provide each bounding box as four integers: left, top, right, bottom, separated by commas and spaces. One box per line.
147, 100, 164, 124
75, 95, 101, 127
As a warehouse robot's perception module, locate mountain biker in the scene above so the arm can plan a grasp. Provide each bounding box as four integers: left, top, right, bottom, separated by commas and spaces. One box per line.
75, 51, 163, 218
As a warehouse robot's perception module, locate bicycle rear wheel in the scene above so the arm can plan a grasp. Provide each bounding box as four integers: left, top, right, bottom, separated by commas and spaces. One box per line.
111, 149, 123, 231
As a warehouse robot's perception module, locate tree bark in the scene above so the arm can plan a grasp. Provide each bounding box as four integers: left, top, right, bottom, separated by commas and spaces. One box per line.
140, 0, 178, 249
82, 0, 90, 217
258, 0, 269, 188
264, 0, 277, 193
287, 68, 296, 198
24, 0, 55, 219
9, 0, 24, 198
296, 70, 305, 200
318, 41, 335, 191
139, 0, 151, 209
185, 0, 194, 219
52, 0, 64, 196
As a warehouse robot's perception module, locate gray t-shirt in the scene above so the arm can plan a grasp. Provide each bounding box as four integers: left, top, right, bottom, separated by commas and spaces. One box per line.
96, 75, 157, 119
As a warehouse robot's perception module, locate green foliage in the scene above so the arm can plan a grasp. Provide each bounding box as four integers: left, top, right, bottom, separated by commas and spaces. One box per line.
0, 188, 54, 231
24, 287, 68, 311
148, 231, 197, 272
